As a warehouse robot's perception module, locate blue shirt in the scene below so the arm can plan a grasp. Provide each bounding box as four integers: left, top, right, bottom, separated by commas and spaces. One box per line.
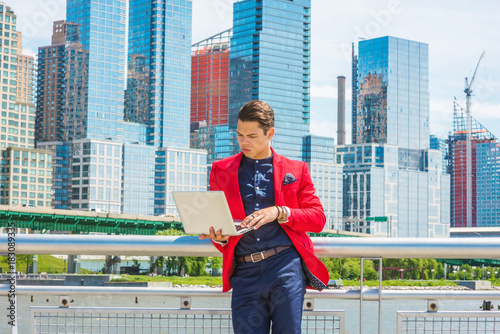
234, 154, 292, 257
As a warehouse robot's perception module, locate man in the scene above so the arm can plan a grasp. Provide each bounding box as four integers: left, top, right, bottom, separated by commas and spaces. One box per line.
200, 101, 329, 333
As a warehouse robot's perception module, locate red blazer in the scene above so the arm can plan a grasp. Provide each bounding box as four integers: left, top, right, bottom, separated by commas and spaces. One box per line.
209, 148, 329, 292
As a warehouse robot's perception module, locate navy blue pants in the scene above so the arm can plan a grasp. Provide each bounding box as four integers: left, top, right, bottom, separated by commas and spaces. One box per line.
230, 247, 306, 334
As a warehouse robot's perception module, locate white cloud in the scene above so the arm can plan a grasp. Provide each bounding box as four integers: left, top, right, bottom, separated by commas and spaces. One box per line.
311, 84, 337, 99
430, 97, 500, 138
13, 0, 66, 51
310, 119, 337, 139
311, 84, 353, 100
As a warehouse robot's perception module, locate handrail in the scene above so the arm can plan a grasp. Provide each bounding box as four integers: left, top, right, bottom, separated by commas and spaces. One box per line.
1, 285, 500, 301
1, 234, 500, 258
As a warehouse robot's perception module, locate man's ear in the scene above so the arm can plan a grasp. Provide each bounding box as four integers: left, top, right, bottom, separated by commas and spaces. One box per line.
267, 127, 275, 139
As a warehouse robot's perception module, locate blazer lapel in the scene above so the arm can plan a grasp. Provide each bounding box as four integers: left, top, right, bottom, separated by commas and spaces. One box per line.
225, 153, 246, 218
272, 148, 284, 206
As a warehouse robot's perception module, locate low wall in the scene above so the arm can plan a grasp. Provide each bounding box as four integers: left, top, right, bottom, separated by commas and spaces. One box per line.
456, 280, 492, 290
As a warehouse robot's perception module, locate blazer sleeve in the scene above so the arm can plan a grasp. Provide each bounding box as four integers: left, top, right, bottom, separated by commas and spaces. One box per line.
208, 164, 226, 253
283, 162, 326, 233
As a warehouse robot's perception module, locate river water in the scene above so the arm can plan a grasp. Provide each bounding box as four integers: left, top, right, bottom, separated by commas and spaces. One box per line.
0, 291, 496, 333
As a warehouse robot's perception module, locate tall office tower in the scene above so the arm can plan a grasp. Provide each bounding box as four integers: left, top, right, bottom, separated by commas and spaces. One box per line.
125, 0, 206, 216
449, 104, 500, 227
430, 134, 449, 173
36, 21, 66, 142
353, 36, 429, 152
190, 29, 231, 163
64, 0, 147, 142
219, 0, 311, 161
0, 2, 53, 207
340, 36, 449, 238
303, 135, 343, 230
126, 0, 192, 148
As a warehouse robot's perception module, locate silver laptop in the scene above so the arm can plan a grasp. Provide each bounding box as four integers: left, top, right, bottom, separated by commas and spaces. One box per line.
172, 191, 253, 236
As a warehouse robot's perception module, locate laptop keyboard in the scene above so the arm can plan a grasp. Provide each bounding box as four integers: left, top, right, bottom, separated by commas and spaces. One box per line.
235, 223, 253, 234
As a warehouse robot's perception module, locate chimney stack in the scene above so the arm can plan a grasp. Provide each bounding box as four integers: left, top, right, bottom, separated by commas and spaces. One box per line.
337, 76, 346, 145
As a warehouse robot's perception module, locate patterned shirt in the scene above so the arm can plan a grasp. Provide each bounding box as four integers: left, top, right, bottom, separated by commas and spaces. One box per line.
234, 154, 292, 257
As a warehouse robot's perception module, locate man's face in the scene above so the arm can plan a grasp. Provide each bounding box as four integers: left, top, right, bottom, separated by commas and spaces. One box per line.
237, 120, 274, 160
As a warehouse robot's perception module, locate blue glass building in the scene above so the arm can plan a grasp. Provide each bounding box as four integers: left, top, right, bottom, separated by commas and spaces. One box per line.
430, 134, 449, 173
341, 36, 449, 238
37, 0, 206, 215
64, 0, 145, 143
126, 0, 192, 148
217, 0, 311, 161
353, 36, 429, 152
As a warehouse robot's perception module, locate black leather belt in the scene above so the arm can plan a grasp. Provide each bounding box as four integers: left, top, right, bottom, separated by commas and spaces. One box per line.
236, 246, 291, 263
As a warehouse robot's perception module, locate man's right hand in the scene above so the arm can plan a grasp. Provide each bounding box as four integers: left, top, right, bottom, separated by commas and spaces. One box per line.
199, 226, 230, 243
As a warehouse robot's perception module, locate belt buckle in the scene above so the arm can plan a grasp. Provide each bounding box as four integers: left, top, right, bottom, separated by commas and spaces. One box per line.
250, 251, 265, 263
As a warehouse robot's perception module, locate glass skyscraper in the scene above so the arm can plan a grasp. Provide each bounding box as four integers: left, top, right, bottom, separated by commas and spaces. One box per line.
36, 0, 206, 215
126, 0, 192, 148
218, 0, 311, 161
65, 0, 146, 143
353, 36, 429, 153
341, 36, 449, 238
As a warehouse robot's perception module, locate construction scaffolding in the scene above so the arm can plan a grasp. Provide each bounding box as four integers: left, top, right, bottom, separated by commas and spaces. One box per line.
448, 101, 500, 227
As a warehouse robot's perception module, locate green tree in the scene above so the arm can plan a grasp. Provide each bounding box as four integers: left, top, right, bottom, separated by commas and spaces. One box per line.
210, 257, 222, 276
362, 260, 379, 280
154, 229, 209, 276
341, 259, 360, 280
321, 258, 344, 279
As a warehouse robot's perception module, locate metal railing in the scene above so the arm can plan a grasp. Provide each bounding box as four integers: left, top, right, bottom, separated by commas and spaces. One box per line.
397, 311, 500, 334
2, 234, 500, 258
30, 306, 345, 334
2, 234, 500, 334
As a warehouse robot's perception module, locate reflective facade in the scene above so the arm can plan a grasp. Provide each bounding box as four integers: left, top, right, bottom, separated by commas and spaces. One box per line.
219, 0, 311, 161
69, 139, 123, 213
338, 144, 449, 237
37, 141, 71, 209
64, 0, 147, 142
344, 36, 448, 238
37, 0, 204, 214
353, 36, 429, 151
430, 134, 448, 173
155, 147, 207, 216
126, 0, 192, 148
122, 143, 155, 215
303, 135, 343, 230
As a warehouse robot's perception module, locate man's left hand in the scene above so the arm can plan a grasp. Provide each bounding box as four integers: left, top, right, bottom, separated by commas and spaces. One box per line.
240, 206, 280, 230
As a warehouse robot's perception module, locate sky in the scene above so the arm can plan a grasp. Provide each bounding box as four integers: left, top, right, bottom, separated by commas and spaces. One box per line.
12, 0, 500, 144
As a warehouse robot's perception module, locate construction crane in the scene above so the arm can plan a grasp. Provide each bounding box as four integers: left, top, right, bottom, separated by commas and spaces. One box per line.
464, 51, 485, 227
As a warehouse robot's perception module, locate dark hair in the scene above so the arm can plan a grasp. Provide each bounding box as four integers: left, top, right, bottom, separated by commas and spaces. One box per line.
237, 100, 275, 134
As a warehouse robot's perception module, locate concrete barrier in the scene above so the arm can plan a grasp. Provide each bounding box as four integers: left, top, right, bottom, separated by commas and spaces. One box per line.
457, 280, 492, 290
